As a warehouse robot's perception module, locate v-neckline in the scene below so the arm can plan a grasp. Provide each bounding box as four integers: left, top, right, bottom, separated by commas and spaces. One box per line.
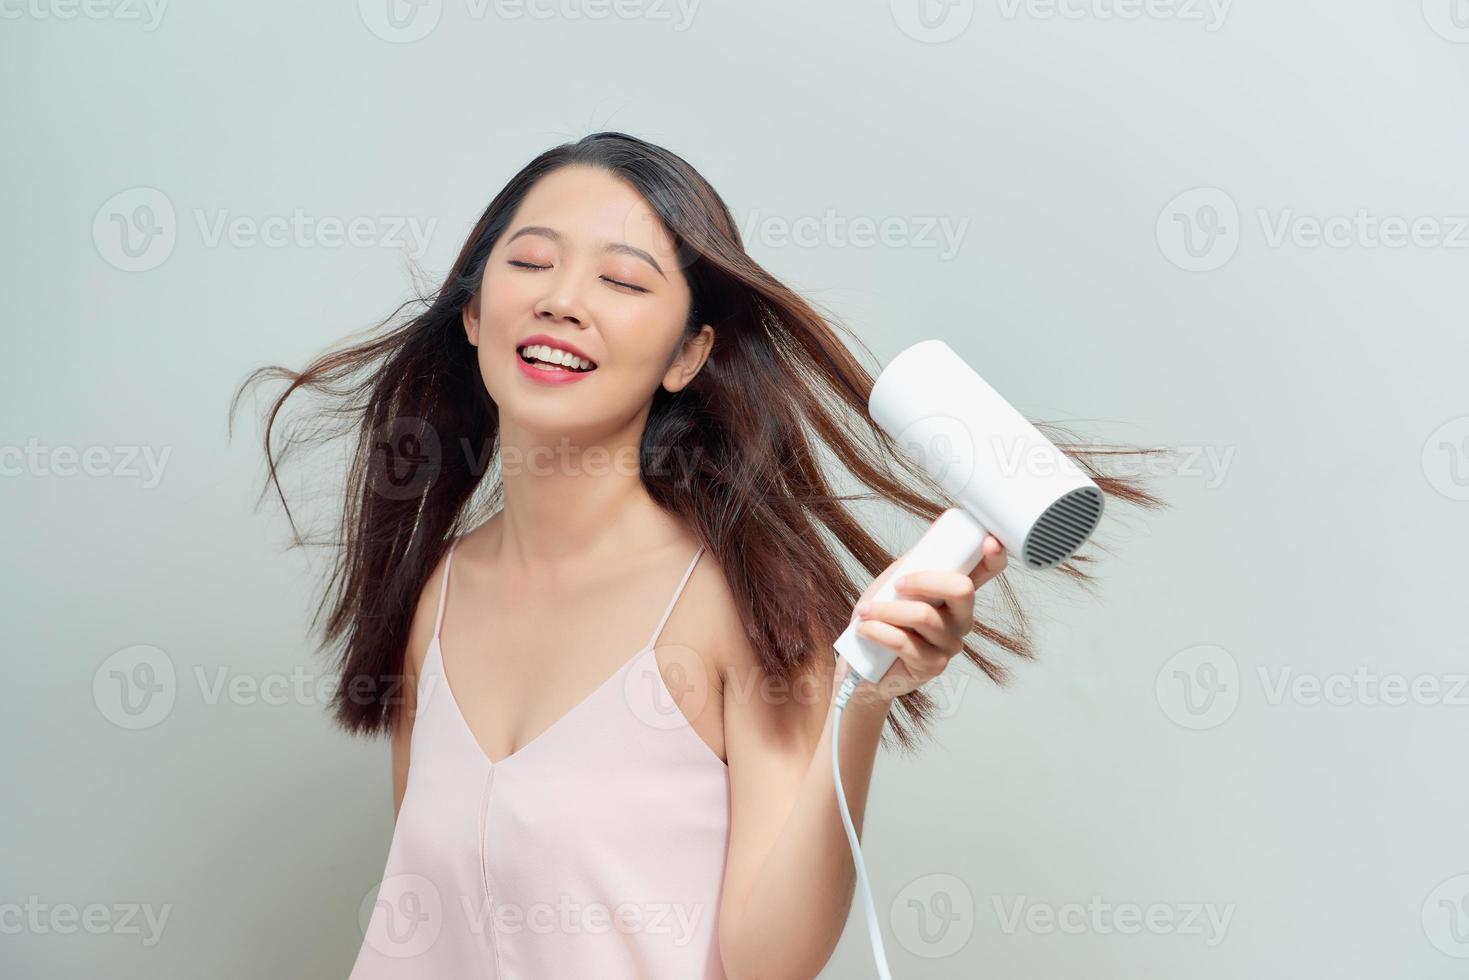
425, 537, 707, 769
429, 634, 654, 769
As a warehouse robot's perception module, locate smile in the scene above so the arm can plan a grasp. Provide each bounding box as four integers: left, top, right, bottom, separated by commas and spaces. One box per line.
515, 345, 596, 386
517, 344, 597, 372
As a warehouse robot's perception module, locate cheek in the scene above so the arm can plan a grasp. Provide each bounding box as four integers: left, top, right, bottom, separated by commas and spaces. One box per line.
599, 328, 673, 388
476, 275, 529, 339
602, 299, 686, 362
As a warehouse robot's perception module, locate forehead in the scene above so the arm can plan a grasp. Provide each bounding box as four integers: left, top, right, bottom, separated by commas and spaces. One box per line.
508, 165, 677, 260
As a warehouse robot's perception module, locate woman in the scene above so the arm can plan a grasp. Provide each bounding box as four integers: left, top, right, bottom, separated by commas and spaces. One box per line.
235, 132, 1162, 979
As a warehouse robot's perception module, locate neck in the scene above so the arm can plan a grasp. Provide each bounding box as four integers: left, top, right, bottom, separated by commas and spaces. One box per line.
494, 410, 678, 571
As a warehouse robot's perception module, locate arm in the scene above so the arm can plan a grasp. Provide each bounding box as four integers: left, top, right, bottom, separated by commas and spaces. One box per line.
717, 536, 1007, 980
389, 548, 449, 819
716, 647, 892, 980
390, 679, 415, 819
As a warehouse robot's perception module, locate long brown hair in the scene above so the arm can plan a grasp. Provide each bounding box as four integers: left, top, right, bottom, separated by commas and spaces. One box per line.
230, 131, 1168, 752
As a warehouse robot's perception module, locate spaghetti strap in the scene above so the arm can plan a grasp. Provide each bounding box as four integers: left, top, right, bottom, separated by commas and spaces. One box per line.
433, 537, 459, 642
646, 544, 705, 649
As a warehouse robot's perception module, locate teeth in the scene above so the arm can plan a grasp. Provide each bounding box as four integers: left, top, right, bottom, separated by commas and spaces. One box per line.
519, 344, 593, 371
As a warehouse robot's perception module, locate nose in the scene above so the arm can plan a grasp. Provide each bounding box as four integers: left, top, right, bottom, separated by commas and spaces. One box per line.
533, 272, 589, 327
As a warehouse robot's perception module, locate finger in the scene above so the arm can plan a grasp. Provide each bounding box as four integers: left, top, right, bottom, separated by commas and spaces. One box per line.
968, 535, 1008, 586
855, 619, 948, 679
859, 598, 951, 648
892, 570, 977, 615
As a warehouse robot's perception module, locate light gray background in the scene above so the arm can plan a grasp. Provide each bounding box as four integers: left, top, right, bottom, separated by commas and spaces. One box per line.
3, 1, 1466, 977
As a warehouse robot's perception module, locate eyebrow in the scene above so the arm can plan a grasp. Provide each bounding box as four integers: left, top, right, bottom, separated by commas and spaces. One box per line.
505, 225, 667, 280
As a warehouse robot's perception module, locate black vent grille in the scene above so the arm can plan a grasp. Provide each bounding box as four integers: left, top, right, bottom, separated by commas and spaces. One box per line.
1022, 487, 1104, 569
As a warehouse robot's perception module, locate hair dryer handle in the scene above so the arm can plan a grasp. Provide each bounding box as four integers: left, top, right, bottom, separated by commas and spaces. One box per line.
833, 508, 990, 685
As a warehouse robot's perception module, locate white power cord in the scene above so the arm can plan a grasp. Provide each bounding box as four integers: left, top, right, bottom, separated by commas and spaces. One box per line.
832, 670, 896, 980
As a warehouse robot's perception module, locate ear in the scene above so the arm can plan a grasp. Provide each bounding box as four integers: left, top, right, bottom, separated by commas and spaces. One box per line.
662, 324, 714, 393
462, 293, 481, 347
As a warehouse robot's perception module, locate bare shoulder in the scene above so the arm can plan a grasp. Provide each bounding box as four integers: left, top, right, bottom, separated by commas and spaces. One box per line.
402, 523, 493, 694
679, 548, 742, 660
649, 541, 737, 712
672, 546, 834, 746
395, 550, 440, 713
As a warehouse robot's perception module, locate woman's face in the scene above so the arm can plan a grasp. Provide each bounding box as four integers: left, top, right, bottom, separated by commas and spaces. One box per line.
464, 165, 712, 441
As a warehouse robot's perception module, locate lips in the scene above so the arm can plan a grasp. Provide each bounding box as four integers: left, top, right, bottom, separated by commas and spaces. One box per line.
516, 333, 597, 369
515, 351, 594, 386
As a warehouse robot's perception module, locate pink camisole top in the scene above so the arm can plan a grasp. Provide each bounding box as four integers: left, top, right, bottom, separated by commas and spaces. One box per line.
349, 538, 732, 979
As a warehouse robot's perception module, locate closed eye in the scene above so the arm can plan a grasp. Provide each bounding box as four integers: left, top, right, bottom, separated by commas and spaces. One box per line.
603, 276, 649, 294
508, 261, 649, 294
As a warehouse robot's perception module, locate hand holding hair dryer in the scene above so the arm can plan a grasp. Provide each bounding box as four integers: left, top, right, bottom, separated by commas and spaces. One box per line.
833, 339, 1107, 684
829, 340, 1110, 980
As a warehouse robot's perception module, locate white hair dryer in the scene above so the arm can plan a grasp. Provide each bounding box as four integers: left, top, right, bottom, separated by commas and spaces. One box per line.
828, 340, 1109, 980
833, 339, 1106, 683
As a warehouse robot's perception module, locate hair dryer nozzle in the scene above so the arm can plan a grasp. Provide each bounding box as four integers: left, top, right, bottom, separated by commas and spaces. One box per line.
1023, 485, 1104, 570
